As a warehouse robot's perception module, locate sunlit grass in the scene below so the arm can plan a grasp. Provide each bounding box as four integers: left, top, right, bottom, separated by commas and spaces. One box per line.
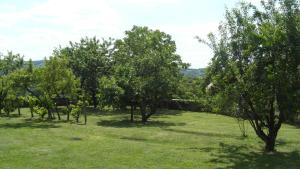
0, 108, 299, 169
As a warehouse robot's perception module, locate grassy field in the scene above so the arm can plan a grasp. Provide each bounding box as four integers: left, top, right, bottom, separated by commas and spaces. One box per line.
0, 109, 299, 169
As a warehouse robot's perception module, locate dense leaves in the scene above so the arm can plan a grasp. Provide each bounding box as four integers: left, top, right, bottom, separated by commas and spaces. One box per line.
200, 0, 300, 152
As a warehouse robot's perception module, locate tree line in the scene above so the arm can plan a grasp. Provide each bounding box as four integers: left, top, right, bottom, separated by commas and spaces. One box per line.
0, 26, 188, 124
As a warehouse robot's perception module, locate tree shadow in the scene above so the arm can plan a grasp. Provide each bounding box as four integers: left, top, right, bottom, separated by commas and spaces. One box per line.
163, 128, 241, 139
0, 122, 60, 129
154, 109, 184, 116
286, 120, 300, 129
206, 143, 300, 169
0, 114, 21, 118
97, 119, 186, 128
120, 136, 148, 142
0, 119, 61, 129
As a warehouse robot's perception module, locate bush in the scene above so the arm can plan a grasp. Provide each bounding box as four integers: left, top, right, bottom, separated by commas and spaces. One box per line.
33, 106, 48, 119
70, 101, 84, 122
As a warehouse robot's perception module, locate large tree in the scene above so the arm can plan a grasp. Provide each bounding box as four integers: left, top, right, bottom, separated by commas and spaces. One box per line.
200, 0, 300, 152
113, 26, 187, 123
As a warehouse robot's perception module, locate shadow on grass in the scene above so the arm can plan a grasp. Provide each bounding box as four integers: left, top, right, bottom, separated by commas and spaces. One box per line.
205, 143, 300, 169
163, 128, 241, 139
120, 136, 148, 142
97, 119, 186, 128
0, 114, 21, 118
0, 118, 61, 129
0, 122, 59, 129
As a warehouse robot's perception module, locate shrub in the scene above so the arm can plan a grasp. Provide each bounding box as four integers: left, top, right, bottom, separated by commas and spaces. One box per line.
33, 106, 48, 119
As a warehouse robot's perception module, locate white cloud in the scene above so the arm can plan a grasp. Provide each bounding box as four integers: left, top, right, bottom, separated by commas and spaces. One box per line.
121, 0, 182, 6
0, 0, 123, 60
151, 22, 219, 68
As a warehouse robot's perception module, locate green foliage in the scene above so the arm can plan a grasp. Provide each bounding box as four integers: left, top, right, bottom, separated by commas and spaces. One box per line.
70, 100, 86, 122
55, 37, 114, 108
200, 0, 300, 151
41, 56, 80, 100
0, 51, 24, 76
61, 107, 70, 115
113, 26, 187, 122
97, 76, 124, 109
32, 106, 48, 119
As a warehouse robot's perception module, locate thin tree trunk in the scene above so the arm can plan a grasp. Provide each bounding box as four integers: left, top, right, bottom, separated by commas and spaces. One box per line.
130, 104, 134, 122
47, 107, 53, 119
67, 100, 70, 121
30, 107, 34, 118
92, 92, 97, 109
55, 105, 61, 120
18, 107, 21, 116
84, 110, 87, 125
140, 103, 147, 123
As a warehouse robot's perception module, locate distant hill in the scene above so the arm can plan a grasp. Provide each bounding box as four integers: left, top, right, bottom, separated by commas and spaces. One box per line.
181, 68, 206, 78
32, 60, 44, 67
30, 60, 205, 77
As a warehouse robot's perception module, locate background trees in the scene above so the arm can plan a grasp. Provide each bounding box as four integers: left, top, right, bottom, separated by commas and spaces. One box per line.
200, 0, 300, 152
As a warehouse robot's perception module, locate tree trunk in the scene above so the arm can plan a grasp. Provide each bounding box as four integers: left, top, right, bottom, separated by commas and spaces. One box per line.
30, 107, 34, 118
265, 98, 277, 152
18, 107, 21, 116
84, 109, 87, 125
47, 108, 52, 119
130, 105, 134, 122
92, 92, 97, 109
67, 101, 70, 121
265, 136, 276, 152
140, 103, 147, 123
55, 105, 61, 120
67, 111, 70, 121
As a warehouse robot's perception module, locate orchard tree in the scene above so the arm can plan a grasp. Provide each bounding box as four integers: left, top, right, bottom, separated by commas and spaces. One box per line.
199, 0, 300, 152
114, 26, 187, 123
0, 51, 24, 115
55, 37, 114, 108
40, 56, 80, 120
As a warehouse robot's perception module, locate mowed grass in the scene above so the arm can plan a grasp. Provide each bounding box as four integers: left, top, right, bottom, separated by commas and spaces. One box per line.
0, 109, 299, 169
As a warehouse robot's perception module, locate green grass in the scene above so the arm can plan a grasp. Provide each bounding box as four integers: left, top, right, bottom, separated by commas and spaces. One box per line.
0, 109, 299, 169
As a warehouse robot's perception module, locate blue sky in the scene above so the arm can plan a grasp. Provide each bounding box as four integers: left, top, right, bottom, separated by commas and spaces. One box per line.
0, 0, 259, 68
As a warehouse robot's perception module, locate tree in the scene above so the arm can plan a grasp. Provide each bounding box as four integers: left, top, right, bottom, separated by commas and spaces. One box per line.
40, 57, 80, 120
56, 37, 114, 108
0, 51, 24, 115
113, 26, 187, 123
199, 0, 300, 152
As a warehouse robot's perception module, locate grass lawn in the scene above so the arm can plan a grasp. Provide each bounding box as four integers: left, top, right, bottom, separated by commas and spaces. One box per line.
0, 108, 299, 169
